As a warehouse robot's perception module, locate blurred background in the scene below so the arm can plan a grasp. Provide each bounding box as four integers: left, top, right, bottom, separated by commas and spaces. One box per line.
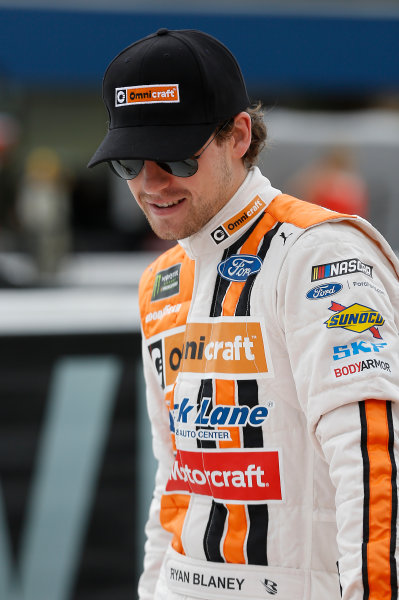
0, 1, 398, 599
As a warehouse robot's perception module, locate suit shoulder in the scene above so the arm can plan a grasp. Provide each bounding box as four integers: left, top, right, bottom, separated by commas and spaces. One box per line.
267, 193, 355, 229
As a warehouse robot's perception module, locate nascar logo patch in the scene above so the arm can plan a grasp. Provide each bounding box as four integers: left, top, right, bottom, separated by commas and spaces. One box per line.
311, 258, 373, 282
324, 301, 384, 339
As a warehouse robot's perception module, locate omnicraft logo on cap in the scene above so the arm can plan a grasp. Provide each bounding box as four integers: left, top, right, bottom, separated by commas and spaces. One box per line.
115, 84, 180, 107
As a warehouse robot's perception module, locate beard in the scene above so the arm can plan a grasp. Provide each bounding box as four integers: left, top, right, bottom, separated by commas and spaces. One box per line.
136, 150, 234, 241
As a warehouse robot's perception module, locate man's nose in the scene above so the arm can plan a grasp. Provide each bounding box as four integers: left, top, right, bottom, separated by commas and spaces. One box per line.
141, 161, 172, 193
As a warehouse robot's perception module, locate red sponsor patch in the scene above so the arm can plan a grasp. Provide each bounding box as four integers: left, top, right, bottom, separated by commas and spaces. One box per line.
165, 449, 283, 503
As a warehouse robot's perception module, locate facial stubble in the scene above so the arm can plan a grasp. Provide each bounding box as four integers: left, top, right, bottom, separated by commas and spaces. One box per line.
135, 151, 234, 241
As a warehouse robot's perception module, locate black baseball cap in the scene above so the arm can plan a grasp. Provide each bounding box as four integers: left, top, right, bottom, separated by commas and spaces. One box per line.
87, 28, 250, 167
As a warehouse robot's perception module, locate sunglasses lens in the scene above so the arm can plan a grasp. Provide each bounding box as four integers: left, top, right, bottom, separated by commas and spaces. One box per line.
110, 159, 144, 179
166, 158, 198, 178
110, 157, 199, 179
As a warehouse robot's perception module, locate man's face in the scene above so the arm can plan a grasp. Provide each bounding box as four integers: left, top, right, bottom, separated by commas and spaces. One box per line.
126, 123, 246, 240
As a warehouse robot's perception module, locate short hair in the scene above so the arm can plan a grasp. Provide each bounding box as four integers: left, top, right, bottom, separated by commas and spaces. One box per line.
216, 102, 267, 168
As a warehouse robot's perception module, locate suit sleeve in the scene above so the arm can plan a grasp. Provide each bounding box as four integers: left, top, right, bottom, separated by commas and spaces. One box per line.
278, 221, 399, 600
137, 332, 174, 600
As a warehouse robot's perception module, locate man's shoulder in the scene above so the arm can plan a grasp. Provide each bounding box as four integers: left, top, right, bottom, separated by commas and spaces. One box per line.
144, 243, 186, 274
138, 243, 194, 304
266, 193, 356, 230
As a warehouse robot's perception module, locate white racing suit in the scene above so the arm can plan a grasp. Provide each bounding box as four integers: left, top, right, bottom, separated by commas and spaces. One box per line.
138, 167, 399, 600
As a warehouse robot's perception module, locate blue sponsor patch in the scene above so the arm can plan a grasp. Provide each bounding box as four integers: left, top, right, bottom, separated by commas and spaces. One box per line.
217, 254, 262, 282
332, 341, 387, 361
306, 282, 343, 300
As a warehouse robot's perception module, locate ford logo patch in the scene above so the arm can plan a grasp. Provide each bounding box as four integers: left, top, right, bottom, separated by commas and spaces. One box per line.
217, 254, 263, 282
306, 282, 343, 300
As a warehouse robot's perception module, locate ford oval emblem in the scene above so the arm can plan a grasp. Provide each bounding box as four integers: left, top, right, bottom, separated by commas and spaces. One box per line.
306, 282, 343, 300
217, 254, 263, 282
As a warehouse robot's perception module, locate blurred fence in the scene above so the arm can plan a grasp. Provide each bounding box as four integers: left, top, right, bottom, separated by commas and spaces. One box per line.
0, 255, 157, 600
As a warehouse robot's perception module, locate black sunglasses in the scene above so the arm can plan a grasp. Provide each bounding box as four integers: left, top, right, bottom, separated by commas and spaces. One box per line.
109, 120, 232, 180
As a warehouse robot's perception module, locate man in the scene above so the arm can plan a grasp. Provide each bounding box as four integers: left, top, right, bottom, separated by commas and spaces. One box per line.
88, 28, 399, 600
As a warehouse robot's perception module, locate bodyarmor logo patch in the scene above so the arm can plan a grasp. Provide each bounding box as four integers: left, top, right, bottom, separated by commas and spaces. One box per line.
333, 359, 391, 379
324, 301, 384, 339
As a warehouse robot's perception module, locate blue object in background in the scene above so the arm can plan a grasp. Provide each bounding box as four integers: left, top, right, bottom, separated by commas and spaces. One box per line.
0, 8, 398, 95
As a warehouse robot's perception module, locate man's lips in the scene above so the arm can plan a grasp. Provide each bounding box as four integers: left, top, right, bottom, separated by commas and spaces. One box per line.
152, 198, 185, 208
147, 197, 186, 212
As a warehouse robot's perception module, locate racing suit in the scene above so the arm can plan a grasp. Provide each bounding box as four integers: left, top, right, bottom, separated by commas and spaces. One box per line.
138, 166, 399, 600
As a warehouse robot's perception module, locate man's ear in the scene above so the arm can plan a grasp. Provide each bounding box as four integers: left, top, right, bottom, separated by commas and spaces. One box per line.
231, 112, 251, 159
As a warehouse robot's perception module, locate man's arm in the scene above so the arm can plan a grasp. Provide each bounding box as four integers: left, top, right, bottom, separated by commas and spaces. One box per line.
279, 220, 399, 599
137, 335, 174, 600
316, 399, 398, 599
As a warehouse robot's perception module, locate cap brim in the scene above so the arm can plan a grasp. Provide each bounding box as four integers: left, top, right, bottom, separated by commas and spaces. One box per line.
87, 122, 217, 167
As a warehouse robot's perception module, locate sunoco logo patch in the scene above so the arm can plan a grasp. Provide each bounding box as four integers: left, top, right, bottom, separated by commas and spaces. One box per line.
151, 264, 181, 302
324, 301, 384, 339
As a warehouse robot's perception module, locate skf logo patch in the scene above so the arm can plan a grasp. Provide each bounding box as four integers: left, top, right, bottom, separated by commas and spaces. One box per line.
311, 258, 373, 282
151, 264, 181, 302
115, 84, 179, 106
210, 195, 266, 244
217, 254, 262, 282
333, 340, 387, 361
324, 301, 384, 339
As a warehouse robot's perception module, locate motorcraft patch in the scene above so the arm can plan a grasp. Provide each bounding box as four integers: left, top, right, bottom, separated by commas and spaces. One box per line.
324, 301, 384, 339
311, 258, 373, 282
151, 263, 181, 301
165, 448, 283, 502
217, 254, 262, 282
